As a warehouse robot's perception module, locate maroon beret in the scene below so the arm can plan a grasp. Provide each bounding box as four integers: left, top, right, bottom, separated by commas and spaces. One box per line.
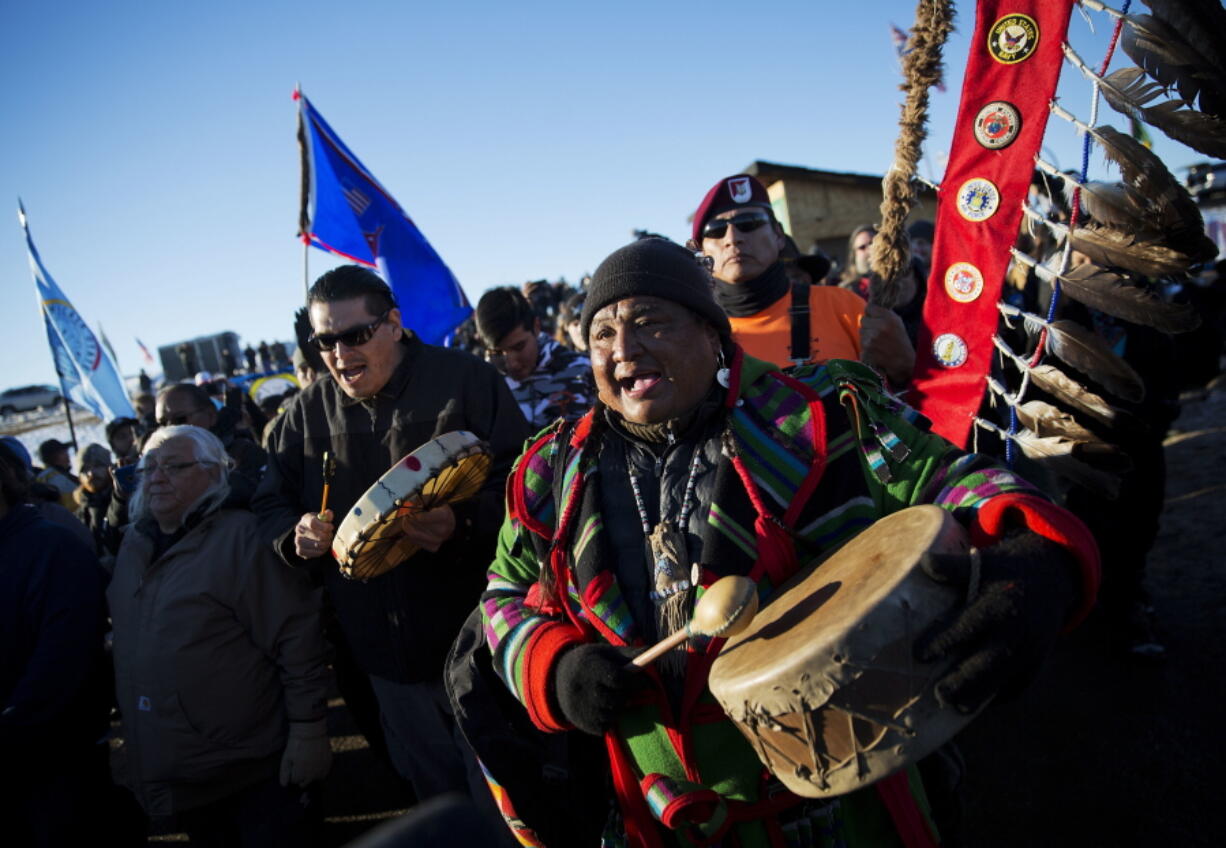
692, 174, 772, 243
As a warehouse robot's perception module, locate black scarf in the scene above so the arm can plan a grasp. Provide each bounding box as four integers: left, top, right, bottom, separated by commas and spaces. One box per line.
712, 261, 789, 317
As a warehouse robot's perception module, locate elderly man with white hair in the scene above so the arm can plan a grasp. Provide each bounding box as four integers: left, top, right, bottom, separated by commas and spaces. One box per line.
108, 425, 331, 846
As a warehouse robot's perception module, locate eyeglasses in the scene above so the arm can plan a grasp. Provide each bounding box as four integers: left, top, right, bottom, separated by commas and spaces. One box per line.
157, 410, 206, 427
701, 210, 772, 240
135, 460, 215, 479
308, 311, 390, 351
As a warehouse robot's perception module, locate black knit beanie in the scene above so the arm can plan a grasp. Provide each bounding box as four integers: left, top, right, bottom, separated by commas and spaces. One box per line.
580, 239, 732, 343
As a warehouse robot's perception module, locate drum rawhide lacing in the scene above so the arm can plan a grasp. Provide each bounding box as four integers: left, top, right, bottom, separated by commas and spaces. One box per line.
708, 506, 975, 799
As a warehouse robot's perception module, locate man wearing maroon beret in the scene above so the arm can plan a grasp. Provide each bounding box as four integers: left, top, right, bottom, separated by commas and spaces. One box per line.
688, 174, 915, 386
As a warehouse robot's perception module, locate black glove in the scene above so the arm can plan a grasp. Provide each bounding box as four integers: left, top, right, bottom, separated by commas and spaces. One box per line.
913, 531, 1080, 715
553, 643, 644, 736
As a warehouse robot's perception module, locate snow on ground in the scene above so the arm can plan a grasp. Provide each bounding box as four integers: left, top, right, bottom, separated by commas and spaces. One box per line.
0, 406, 108, 461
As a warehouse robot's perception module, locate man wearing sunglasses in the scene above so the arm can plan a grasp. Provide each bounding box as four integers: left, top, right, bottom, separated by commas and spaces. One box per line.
689, 174, 915, 387
154, 382, 267, 504
253, 265, 530, 821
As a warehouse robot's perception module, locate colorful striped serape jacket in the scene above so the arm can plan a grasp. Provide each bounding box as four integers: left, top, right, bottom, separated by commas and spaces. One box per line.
481, 350, 1099, 848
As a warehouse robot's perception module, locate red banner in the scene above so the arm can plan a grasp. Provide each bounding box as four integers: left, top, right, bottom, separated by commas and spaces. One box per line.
910, 0, 1075, 447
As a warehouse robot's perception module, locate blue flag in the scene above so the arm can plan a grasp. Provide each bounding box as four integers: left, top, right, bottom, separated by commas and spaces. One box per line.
296, 91, 471, 344
19, 201, 136, 422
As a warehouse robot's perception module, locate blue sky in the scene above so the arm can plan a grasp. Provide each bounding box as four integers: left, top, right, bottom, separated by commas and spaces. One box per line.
0, 0, 1206, 391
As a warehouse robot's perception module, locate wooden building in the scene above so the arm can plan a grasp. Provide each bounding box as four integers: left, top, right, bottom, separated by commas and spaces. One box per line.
742, 160, 938, 275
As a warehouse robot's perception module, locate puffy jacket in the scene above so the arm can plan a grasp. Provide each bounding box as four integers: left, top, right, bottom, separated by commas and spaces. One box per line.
108, 507, 329, 816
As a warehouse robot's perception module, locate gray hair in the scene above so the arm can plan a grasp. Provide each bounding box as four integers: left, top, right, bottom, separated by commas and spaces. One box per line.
130, 425, 232, 527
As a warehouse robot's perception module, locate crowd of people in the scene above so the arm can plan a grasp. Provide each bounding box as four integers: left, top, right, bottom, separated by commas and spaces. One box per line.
2, 170, 1223, 848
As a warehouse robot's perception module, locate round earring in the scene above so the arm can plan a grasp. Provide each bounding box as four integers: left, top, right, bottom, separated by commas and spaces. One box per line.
716, 348, 731, 389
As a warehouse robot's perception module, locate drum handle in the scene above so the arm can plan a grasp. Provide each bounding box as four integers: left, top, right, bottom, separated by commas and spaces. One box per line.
628, 628, 690, 669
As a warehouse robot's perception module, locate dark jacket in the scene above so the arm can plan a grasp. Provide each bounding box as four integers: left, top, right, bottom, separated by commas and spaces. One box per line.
75, 486, 112, 555
253, 332, 531, 682
108, 507, 328, 816
0, 505, 110, 755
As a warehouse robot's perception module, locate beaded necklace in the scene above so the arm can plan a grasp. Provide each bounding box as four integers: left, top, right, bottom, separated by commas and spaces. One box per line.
628, 446, 704, 603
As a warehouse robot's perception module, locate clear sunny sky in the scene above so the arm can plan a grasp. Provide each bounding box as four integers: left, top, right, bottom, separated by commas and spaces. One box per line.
0, 0, 1207, 391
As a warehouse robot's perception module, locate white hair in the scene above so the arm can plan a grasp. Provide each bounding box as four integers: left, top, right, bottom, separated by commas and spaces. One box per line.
130, 425, 233, 527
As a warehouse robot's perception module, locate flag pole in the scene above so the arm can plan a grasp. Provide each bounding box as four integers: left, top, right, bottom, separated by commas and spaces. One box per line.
295, 83, 311, 299
46, 346, 79, 451
60, 391, 79, 452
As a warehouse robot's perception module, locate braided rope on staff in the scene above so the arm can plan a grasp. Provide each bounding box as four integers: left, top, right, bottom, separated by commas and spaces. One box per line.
870, 0, 955, 309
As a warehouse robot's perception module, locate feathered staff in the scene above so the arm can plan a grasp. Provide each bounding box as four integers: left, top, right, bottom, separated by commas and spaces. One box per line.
1068, 0, 1226, 159
1009, 247, 1199, 333
870, 0, 955, 308
979, 0, 1223, 491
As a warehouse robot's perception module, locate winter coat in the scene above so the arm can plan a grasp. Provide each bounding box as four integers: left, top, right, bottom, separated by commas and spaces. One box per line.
480, 352, 1100, 847
108, 507, 329, 816
1, 504, 110, 755
253, 331, 531, 683
504, 333, 595, 429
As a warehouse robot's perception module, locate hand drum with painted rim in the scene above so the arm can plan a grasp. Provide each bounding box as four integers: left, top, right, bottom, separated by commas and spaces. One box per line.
708, 505, 974, 798
332, 431, 492, 581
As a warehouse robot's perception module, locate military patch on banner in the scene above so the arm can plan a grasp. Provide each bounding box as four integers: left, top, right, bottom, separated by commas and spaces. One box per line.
973, 101, 1022, 149
988, 14, 1038, 64
956, 178, 1001, 222
944, 262, 986, 303
933, 333, 969, 368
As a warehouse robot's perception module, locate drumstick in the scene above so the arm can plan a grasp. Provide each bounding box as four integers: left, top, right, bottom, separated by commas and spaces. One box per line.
318, 451, 336, 520
631, 576, 759, 669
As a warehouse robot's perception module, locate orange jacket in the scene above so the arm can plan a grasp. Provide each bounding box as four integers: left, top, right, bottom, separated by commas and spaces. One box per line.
728, 285, 866, 368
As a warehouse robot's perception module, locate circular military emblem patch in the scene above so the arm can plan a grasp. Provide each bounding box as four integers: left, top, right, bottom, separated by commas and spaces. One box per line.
956, 177, 1001, 222
973, 101, 1022, 149
933, 333, 969, 368
944, 262, 985, 303
988, 14, 1038, 64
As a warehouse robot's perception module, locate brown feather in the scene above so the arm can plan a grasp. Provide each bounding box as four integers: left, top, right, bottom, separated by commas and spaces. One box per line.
1035, 261, 1201, 333
1122, 13, 1226, 116
1099, 67, 1226, 159
998, 302, 1145, 402
1015, 399, 1101, 442
1045, 319, 1146, 403
1012, 429, 1123, 499
1092, 127, 1218, 260
1065, 222, 1196, 277
1026, 364, 1129, 430
1022, 204, 1194, 277
1042, 108, 1216, 260
1140, 0, 1226, 85
1064, 179, 1155, 234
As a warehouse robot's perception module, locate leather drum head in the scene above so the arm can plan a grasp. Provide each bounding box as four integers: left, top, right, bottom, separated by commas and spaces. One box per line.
332, 431, 492, 581
709, 505, 973, 798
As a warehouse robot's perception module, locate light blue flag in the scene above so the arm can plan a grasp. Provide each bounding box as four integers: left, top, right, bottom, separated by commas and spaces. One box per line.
296, 90, 471, 345
19, 201, 135, 422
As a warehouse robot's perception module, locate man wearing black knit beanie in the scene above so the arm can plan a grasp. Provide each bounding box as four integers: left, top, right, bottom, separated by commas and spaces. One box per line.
470, 236, 1102, 848
688, 174, 915, 386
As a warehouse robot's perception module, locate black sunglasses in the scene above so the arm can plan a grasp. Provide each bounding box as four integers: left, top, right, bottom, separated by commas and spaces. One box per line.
701, 210, 772, 240
309, 311, 390, 351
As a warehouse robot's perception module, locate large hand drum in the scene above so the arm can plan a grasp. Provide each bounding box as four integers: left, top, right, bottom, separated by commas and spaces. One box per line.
708, 505, 975, 798
332, 431, 492, 581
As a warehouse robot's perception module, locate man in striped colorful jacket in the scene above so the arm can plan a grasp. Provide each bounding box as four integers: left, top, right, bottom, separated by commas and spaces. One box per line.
478, 238, 1098, 847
